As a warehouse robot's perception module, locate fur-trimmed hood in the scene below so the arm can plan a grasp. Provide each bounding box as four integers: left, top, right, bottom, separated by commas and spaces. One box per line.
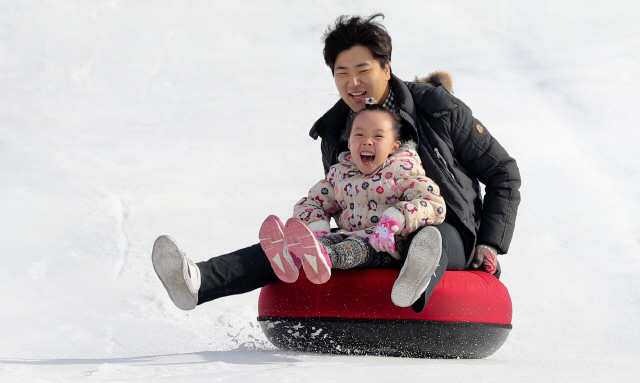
414, 70, 453, 94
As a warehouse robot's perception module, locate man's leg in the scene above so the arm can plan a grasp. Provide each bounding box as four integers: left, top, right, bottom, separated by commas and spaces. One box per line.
398, 222, 467, 313
197, 243, 278, 305
153, 235, 278, 309
152, 235, 203, 310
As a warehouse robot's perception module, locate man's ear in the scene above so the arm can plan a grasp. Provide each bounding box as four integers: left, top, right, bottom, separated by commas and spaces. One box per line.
384, 61, 391, 80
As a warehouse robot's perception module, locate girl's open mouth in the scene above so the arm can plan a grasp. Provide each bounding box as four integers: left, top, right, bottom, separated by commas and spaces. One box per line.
361, 153, 375, 165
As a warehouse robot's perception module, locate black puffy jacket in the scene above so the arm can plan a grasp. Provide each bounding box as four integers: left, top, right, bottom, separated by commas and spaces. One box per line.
309, 74, 521, 262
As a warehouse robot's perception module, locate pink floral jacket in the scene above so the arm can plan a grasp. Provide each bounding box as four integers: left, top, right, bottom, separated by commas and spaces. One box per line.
293, 143, 446, 256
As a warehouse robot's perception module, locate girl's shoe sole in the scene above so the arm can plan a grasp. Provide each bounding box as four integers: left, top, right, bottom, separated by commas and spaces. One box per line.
284, 218, 331, 284
259, 215, 299, 283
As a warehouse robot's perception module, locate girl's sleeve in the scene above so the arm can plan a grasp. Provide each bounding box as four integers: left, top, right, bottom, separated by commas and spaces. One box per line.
393, 176, 446, 237
292, 169, 341, 227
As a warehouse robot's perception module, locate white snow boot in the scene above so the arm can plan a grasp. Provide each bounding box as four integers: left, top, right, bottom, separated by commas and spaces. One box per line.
391, 226, 442, 307
152, 235, 201, 310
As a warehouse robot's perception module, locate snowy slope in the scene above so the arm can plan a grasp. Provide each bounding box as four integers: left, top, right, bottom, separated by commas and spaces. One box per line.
1, 1, 639, 381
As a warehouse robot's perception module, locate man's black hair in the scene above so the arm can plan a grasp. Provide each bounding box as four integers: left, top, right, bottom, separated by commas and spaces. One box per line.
342, 104, 402, 142
322, 13, 392, 75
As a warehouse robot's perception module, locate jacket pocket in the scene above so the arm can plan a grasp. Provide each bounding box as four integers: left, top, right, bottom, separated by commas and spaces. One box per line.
434, 148, 456, 182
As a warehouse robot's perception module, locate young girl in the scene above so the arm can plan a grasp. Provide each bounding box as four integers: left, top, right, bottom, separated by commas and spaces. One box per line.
259, 104, 446, 292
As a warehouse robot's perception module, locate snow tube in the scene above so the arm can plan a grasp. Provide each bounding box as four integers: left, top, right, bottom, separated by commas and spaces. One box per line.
258, 269, 512, 358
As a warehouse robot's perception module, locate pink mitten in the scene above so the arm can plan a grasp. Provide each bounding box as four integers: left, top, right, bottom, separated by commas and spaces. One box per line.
313, 231, 329, 239
369, 216, 401, 253
473, 245, 498, 274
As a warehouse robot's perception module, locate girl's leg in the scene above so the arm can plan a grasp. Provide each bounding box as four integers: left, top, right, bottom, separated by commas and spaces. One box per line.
316, 233, 344, 247
318, 235, 402, 270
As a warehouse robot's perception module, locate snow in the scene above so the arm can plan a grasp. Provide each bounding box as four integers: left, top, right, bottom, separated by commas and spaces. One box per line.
1, 0, 639, 381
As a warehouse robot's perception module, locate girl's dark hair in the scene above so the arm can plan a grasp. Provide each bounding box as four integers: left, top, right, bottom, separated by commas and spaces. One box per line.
322, 13, 392, 75
342, 105, 403, 142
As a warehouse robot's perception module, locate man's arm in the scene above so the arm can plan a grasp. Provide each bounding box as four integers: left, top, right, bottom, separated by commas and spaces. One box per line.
448, 101, 521, 254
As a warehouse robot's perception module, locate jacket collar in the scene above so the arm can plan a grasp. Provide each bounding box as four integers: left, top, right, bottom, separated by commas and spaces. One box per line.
309, 98, 350, 140
389, 74, 419, 143
309, 74, 417, 141
309, 72, 459, 141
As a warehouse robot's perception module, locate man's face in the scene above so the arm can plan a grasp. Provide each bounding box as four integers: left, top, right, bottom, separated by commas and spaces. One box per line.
333, 45, 391, 112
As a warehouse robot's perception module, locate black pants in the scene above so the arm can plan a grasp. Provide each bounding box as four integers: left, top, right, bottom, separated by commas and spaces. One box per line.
405, 222, 466, 312
196, 222, 491, 311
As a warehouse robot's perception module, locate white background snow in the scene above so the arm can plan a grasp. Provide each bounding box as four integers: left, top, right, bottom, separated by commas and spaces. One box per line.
1, 0, 639, 381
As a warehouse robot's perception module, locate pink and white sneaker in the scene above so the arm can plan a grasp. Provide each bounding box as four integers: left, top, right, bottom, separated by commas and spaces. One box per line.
284, 218, 332, 284
259, 215, 301, 283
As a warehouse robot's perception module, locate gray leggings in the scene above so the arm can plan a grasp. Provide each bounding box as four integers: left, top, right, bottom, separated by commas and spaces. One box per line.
317, 234, 403, 270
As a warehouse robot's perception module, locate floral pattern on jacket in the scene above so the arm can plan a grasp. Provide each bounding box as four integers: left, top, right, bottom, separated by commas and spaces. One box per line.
293, 143, 446, 251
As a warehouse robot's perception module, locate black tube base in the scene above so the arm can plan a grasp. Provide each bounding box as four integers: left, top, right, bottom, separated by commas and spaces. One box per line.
258, 316, 511, 359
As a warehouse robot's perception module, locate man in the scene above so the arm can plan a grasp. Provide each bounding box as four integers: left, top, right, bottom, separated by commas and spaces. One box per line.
152, 13, 521, 313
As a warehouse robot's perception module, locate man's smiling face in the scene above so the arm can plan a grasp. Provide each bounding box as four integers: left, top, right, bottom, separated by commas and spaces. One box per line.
333, 45, 391, 112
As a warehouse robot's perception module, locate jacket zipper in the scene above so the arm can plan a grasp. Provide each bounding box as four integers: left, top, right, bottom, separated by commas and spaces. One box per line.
434, 148, 456, 181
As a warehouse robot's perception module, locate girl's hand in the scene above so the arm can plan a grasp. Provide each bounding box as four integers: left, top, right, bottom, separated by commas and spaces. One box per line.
369, 216, 401, 253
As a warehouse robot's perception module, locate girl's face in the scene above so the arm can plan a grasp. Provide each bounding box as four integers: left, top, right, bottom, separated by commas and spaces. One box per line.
348, 110, 401, 175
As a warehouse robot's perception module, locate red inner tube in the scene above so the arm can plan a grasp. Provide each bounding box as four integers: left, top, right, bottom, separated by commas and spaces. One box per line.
259, 269, 512, 324
258, 269, 512, 358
